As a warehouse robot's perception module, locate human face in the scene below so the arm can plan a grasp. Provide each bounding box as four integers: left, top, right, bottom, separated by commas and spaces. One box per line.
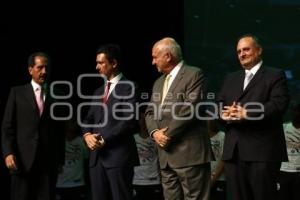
28, 56, 47, 85
152, 45, 170, 73
96, 53, 116, 80
237, 37, 262, 70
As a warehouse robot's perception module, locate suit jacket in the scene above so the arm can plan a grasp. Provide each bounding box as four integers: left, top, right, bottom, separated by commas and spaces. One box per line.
1, 83, 65, 172
82, 77, 139, 168
218, 65, 290, 161
145, 63, 211, 169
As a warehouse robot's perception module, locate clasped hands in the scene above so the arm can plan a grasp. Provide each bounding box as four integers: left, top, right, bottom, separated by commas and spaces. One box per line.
5, 154, 18, 171
221, 101, 247, 122
153, 127, 170, 149
84, 132, 105, 150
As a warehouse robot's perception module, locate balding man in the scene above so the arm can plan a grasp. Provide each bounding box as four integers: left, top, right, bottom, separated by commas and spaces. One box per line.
145, 37, 211, 200
219, 34, 290, 200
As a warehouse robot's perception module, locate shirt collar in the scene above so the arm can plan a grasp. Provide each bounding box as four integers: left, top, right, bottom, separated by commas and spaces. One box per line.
245, 60, 262, 76
108, 73, 123, 85
31, 79, 41, 91
169, 60, 183, 78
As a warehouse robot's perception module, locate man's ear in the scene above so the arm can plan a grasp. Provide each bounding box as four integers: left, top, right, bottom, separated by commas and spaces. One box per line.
258, 47, 263, 56
165, 52, 172, 63
112, 59, 118, 69
28, 66, 33, 75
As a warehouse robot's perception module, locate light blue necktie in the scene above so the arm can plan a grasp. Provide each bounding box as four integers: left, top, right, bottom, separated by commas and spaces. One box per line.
243, 71, 253, 90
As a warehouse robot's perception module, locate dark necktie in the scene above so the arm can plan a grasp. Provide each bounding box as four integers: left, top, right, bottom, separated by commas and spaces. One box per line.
103, 82, 112, 104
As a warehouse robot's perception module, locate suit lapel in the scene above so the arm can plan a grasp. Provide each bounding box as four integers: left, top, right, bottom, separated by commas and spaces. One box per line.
238, 67, 264, 100
160, 65, 185, 110
23, 83, 40, 116
234, 71, 245, 100
98, 86, 105, 103
97, 86, 105, 116
106, 77, 126, 104
167, 65, 185, 95
150, 76, 164, 110
41, 88, 53, 118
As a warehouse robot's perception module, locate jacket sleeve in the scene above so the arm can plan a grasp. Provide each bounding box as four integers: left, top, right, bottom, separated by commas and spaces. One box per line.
1, 88, 17, 158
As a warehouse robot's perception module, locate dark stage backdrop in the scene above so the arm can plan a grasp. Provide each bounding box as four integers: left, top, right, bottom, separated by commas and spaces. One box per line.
0, 0, 184, 100
1, 0, 300, 199
0, 1, 183, 199
184, 0, 300, 119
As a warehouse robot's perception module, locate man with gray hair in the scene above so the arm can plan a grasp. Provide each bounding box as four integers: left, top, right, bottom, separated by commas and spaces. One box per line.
145, 37, 211, 200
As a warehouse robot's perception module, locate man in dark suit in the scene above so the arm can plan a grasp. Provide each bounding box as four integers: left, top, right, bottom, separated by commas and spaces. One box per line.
145, 37, 211, 200
218, 34, 290, 200
1, 52, 65, 200
82, 44, 139, 200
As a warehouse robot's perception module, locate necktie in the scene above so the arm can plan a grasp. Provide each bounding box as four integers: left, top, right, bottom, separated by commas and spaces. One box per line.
243, 71, 253, 90
35, 87, 44, 116
103, 82, 112, 104
161, 74, 171, 104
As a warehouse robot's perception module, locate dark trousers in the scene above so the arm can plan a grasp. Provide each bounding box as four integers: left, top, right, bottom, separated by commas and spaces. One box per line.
160, 163, 210, 200
89, 161, 133, 200
10, 166, 57, 200
56, 186, 88, 200
133, 184, 164, 200
278, 171, 300, 200
0, 161, 10, 200
210, 180, 226, 200
225, 160, 280, 200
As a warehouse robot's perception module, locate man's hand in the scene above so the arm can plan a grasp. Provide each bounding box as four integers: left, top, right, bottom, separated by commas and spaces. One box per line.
229, 104, 247, 121
221, 102, 247, 122
221, 106, 232, 121
153, 127, 170, 148
5, 154, 17, 171
221, 101, 238, 121
83, 132, 105, 150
